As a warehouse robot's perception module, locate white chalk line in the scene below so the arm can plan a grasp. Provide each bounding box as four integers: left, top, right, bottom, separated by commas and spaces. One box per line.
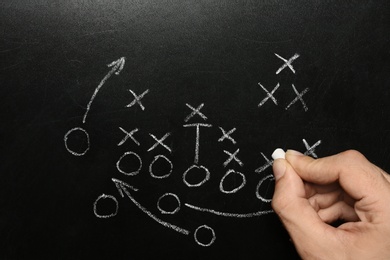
258, 82, 279, 107
285, 84, 309, 111
255, 152, 273, 173
113, 178, 190, 235
116, 151, 142, 176
149, 155, 173, 179
275, 53, 299, 74
303, 139, 322, 158
126, 89, 149, 111
183, 123, 212, 164
82, 57, 125, 123
185, 203, 274, 218
147, 133, 172, 153
118, 127, 140, 146
256, 174, 275, 203
183, 164, 211, 187
219, 169, 246, 194
64, 127, 90, 156
223, 149, 244, 167
93, 194, 119, 219
218, 127, 237, 144
157, 193, 181, 215
184, 103, 207, 122
194, 225, 216, 247
112, 178, 138, 197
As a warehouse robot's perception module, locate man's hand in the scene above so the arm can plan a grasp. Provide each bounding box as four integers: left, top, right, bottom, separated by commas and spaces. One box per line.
272, 150, 390, 260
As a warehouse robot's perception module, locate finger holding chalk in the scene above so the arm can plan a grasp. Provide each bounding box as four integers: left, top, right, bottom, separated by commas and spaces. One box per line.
272, 148, 286, 160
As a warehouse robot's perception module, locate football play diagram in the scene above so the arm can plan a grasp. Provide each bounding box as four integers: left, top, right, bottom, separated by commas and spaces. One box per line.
64, 54, 321, 247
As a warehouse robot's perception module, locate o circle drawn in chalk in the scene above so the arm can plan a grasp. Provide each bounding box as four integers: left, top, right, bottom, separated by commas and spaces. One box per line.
194, 225, 216, 247
93, 194, 118, 218
157, 193, 181, 215
64, 127, 90, 156
149, 155, 173, 179
256, 174, 275, 203
116, 151, 142, 176
219, 169, 246, 194
183, 165, 210, 187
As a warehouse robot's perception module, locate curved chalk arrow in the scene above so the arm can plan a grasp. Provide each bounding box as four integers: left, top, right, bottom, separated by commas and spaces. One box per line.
112, 178, 190, 235
185, 203, 274, 218
82, 57, 126, 123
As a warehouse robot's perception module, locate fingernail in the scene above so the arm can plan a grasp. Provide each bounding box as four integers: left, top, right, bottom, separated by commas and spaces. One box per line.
286, 149, 304, 156
272, 159, 286, 180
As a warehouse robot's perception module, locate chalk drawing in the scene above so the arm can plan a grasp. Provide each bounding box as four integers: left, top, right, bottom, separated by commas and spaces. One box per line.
183, 164, 211, 187
185, 203, 274, 218
219, 169, 246, 194
194, 225, 216, 247
149, 155, 173, 179
275, 53, 299, 74
218, 127, 237, 144
157, 193, 181, 215
126, 89, 149, 111
117, 127, 140, 146
116, 151, 142, 176
285, 84, 309, 111
183, 123, 212, 164
93, 194, 119, 218
255, 174, 275, 203
83, 57, 125, 123
223, 149, 244, 167
113, 178, 190, 235
303, 139, 322, 158
255, 152, 273, 173
112, 178, 139, 196
258, 82, 280, 107
147, 133, 172, 153
184, 103, 207, 122
64, 127, 90, 156
69, 53, 322, 247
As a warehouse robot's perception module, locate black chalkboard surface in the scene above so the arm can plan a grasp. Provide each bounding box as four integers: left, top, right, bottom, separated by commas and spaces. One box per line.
1, 0, 389, 259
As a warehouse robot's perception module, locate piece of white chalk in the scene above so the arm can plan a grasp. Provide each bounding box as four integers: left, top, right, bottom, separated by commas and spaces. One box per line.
272, 148, 286, 160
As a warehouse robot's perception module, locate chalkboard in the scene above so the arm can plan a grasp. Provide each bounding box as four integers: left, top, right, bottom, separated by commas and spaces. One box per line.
1, 0, 389, 259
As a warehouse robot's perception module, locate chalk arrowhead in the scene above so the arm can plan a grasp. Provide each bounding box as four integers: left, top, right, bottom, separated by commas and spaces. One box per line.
107, 57, 126, 75
112, 178, 138, 198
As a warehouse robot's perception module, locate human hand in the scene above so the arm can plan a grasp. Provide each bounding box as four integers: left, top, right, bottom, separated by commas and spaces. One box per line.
272, 150, 390, 260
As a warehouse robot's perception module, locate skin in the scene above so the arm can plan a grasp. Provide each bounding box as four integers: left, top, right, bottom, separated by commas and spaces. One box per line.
272, 150, 390, 260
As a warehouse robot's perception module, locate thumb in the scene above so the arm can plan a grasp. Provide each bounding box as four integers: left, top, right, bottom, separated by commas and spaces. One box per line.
272, 159, 336, 255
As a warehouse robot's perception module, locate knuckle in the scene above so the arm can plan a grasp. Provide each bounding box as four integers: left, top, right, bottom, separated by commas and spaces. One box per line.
339, 149, 366, 162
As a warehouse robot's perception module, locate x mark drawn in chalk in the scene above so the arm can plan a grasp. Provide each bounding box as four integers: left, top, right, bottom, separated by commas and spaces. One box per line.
258, 82, 280, 107
126, 89, 149, 110
275, 53, 300, 74
184, 103, 208, 122
223, 149, 244, 167
148, 133, 172, 153
303, 139, 322, 158
285, 84, 309, 112
255, 152, 273, 173
117, 127, 140, 146
218, 127, 237, 144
